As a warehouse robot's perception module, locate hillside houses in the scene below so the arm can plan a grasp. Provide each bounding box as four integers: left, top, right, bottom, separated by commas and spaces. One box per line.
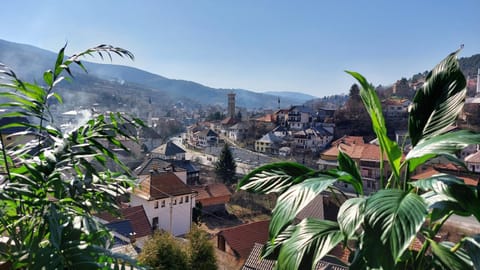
318, 136, 391, 193
287, 105, 313, 130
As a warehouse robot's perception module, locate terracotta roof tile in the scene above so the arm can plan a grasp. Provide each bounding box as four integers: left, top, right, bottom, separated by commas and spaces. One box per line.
95, 205, 152, 238
411, 167, 478, 186
192, 184, 232, 206
134, 172, 193, 200
218, 221, 270, 259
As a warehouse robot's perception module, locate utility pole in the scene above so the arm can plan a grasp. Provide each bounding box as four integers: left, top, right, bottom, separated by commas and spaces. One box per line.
169, 196, 173, 235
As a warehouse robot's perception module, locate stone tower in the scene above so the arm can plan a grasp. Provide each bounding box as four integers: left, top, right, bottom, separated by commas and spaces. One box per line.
228, 92, 236, 118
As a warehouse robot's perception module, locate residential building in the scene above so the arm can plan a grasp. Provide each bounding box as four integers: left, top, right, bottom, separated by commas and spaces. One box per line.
95, 205, 152, 249
292, 127, 333, 152
318, 136, 391, 193
191, 183, 232, 214
274, 109, 290, 127
135, 157, 188, 184
130, 171, 195, 236
151, 141, 186, 160
287, 105, 313, 130
382, 98, 410, 121
216, 220, 270, 262
465, 151, 480, 173
271, 125, 289, 138
255, 132, 283, 154
0, 115, 35, 148
228, 122, 249, 142
194, 129, 219, 148
139, 126, 162, 152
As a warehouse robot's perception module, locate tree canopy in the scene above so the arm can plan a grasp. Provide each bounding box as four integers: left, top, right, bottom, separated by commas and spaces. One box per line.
0, 44, 142, 269
215, 143, 237, 184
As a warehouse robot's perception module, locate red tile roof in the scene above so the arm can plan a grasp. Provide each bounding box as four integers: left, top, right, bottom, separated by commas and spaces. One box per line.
134, 172, 193, 200
96, 205, 152, 238
218, 220, 270, 259
192, 183, 232, 206
321, 137, 388, 162
411, 167, 479, 186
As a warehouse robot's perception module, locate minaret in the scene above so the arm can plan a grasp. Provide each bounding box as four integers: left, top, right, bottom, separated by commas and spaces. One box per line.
228, 92, 236, 118
147, 97, 153, 127
278, 97, 280, 110
476, 68, 480, 96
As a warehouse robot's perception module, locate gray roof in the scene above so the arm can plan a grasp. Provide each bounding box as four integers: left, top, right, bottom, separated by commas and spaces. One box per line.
152, 141, 186, 156
295, 194, 324, 222
134, 157, 185, 176
242, 243, 348, 270
257, 133, 282, 144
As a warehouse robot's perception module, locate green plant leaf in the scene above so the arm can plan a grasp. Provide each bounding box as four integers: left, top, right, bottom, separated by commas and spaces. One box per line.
337, 197, 366, 239
347, 71, 402, 180
336, 149, 364, 195
463, 235, 480, 269
412, 174, 480, 221
269, 176, 336, 239
406, 130, 480, 172
262, 223, 296, 259
408, 49, 466, 147
429, 239, 473, 270
363, 189, 427, 268
276, 218, 343, 270
238, 162, 314, 194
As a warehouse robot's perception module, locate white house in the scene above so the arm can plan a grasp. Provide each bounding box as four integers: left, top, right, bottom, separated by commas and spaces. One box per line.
292, 127, 333, 152
228, 122, 249, 142
194, 129, 219, 148
287, 106, 313, 130
130, 171, 195, 236
255, 132, 283, 154
465, 151, 480, 173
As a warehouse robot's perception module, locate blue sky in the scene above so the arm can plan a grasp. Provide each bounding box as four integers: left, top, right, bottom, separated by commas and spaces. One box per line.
1, 0, 479, 97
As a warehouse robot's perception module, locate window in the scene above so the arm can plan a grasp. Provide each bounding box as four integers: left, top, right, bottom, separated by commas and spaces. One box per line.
152, 217, 158, 230
180, 197, 183, 204
161, 200, 165, 208
173, 199, 177, 205
154, 201, 159, 209
185, 195, 189, 203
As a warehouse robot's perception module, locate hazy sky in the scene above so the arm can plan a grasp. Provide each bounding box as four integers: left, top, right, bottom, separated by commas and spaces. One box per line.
1, 0, 479, 97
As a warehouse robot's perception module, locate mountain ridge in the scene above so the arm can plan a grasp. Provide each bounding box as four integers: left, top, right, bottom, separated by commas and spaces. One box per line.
0, 39, 314, 109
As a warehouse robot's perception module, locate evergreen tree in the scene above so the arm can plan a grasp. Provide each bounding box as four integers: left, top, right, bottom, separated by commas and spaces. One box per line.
138, 231, 189, 270
215, 143, 237, 184
187, 226, 218, 270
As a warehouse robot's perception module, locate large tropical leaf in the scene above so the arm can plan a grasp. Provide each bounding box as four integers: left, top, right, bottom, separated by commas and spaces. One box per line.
429, 240, 473, 270
362, 189, 427, 268
276, 218, 343, 270
406, 130, 480, 172
336, 149, 364, 195
347, 71, 402, 180
408, 49, 466, 147
337, 197, 366, 239
411, 174, 480, 220
269, 176, 336, 239
262, 223, 296, 259
463, 235, 480, 269
238, 162, 314, 194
